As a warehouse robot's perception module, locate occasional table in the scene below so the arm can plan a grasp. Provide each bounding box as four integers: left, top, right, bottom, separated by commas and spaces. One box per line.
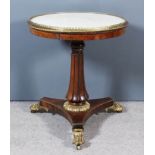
28, 12, 128, 150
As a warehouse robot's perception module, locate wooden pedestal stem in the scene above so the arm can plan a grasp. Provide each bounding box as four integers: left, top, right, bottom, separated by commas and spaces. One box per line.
66, 41, 89, 105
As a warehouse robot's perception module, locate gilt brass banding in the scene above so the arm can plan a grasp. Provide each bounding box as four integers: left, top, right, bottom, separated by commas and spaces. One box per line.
29, 23, 127, 33
63, 101, 90, 112
28, 12, 128, 33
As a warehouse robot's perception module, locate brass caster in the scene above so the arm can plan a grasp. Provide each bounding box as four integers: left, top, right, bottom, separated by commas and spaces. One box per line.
104, 102, 123, 113
72, 128, 84, 150
30, 103, 48, 113
76, 145, 81, 150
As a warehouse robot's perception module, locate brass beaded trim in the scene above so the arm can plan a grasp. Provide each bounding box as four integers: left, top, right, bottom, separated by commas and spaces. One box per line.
63, 101, 90, 112
28, 12, 128, 33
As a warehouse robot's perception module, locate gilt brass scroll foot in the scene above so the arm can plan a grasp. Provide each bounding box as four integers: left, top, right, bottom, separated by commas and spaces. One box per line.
104, 102, 123, 113
72, 128, 84, 150
30, 103, 48, 113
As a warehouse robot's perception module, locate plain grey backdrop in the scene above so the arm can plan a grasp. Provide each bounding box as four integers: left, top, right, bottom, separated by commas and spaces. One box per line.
10, 0, 144, 101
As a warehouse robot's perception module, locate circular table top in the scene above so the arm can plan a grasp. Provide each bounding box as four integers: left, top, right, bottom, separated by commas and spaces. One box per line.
28, 12, 128, 40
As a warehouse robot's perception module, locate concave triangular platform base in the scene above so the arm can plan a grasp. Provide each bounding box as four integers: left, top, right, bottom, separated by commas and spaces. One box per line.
30, 97, 123, 150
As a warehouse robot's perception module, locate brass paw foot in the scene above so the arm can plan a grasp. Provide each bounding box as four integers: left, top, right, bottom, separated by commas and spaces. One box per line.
30, 103, 48, 113
104, 102, 123, 113
72, 128, 84, 150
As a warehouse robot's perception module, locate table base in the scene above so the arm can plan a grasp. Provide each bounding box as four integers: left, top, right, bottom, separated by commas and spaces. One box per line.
30, 97, 123, 149
29, 40, 123, 150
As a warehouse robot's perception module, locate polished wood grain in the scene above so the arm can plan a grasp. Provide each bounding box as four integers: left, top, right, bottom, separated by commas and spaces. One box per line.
66, 41, 88, 104
38, 97, 113, 128
31, 41, 115, 128
29, 27, 126, 41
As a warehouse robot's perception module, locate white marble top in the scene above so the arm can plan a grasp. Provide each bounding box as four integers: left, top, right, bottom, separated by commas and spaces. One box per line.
29, 12, 127, 32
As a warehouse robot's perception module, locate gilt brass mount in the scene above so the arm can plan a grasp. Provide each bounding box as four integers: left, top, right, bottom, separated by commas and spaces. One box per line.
30, 103, 49, 113
73, 128, 84, 150
104, 102, 123, 113
63, 101, 90, 112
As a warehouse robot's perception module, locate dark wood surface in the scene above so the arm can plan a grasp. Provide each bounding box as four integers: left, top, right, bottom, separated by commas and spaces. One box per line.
38, 97, 113, 128
29, 27, 126, 40
31, 41, 115, 128
66, 41, 88, 104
